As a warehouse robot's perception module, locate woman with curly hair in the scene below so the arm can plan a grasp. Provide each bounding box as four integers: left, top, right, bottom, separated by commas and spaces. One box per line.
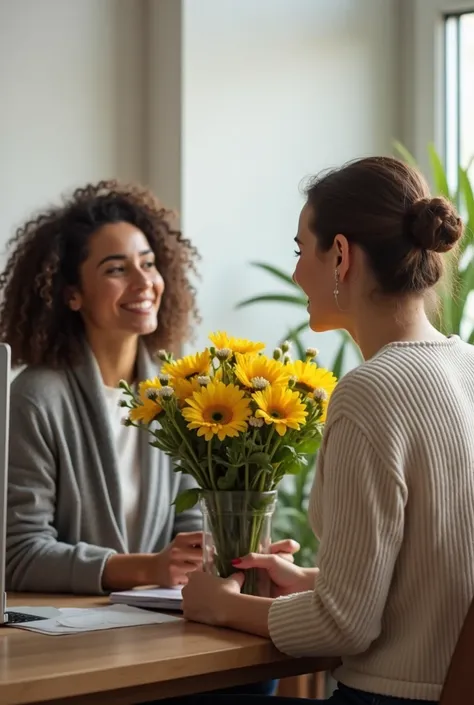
0, 180, 207, 595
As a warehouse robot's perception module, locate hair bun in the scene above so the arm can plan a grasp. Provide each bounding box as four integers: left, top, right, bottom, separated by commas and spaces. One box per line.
405, 197, 463, 253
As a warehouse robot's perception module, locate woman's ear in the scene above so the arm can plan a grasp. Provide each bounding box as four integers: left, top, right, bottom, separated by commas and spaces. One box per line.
65, 287, 81, 311
334, 234, 350, 282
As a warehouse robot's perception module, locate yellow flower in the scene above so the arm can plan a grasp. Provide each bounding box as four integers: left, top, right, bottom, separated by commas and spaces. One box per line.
252, 386, 307, 437
209, 331, 265, 355
285, 360, 337, 421
173, 376, 202, 404
182, 380, 252, 441
234, 352, 291, 389
129, 377, 163, 425
162, 349, 211, 381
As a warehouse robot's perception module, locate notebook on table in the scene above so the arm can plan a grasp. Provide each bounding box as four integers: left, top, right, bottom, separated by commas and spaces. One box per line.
109, 587, 183, 611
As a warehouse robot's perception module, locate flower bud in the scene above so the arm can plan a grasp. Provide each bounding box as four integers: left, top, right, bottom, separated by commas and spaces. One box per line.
313, 388, 328, 402
216, 348, 231, 361
156, 386, 174, 400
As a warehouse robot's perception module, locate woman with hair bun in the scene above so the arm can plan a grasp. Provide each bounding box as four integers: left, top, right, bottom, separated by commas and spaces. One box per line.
181, 157, 472, 704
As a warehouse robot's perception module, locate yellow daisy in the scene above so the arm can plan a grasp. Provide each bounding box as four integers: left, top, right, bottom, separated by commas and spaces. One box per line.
182, 380, 252, 441
286, 360, 337, 395
252, 386, 307, 436
129, 377, 163, 425
209, 331, 265, 355
285, 360, 337, 422
173, 375, 202, 405
234, 352, 292, 389
162, 349, 211, 381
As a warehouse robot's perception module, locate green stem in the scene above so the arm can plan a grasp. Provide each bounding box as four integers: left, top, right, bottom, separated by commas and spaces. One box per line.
208, 438, 217, 490
264, 426, 275, 454
168, 416, 206, 486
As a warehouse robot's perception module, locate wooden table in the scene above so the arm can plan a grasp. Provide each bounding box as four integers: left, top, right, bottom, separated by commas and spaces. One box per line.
0, 594, 335, 705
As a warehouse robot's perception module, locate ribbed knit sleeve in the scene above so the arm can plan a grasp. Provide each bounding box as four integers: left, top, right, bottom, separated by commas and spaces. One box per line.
268, 416, 406, 658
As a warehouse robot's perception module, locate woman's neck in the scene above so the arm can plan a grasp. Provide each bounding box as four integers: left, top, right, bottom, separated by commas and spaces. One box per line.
349, 298, 446, 361
86, 330, 139, 387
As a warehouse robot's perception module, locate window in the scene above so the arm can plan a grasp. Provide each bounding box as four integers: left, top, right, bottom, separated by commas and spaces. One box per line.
444, 11, 474, 190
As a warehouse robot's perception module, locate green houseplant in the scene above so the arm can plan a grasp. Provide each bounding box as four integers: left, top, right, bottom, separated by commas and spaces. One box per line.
394, 142, 474, 341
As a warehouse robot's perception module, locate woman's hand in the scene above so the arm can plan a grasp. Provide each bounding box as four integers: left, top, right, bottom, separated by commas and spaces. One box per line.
102, 531, 203, 591
232, 552, 318, 597
182, 571, 244, 626
152, 531, 203, 587
269, 538, 300, 563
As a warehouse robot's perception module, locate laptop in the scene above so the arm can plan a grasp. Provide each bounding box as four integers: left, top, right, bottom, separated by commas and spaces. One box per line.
0, 342, 52, 625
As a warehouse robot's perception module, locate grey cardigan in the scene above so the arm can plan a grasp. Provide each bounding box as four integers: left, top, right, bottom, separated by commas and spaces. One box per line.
6, 344, 202, 594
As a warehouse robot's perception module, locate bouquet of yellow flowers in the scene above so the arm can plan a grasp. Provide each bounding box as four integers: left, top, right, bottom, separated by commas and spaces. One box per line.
121, 331, 337, 594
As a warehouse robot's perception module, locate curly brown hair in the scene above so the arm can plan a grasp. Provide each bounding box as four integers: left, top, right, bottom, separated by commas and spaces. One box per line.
0, 180, 200, 368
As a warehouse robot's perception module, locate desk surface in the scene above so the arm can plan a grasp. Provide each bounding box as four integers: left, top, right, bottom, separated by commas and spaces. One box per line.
0, 593, 334, 705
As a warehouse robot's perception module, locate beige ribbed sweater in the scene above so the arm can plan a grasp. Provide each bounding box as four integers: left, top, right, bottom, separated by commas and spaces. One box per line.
269, 337, 474, 701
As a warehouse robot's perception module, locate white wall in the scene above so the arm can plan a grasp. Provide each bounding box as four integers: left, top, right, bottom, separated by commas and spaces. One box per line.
181, 0, 400, 367
0, 0, 146, 267
0, 0, 401, 371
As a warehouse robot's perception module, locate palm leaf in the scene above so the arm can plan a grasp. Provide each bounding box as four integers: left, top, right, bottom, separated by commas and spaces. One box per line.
428, 143, 451, 199
393, 140, 418, 167
279, 320, 310, 360
292, 336, 307, 360
281, 320, 310, 341
331, 335, 347, 379
459, 167, 474, 253
236, 293, 308, 309
249, 262, 299, 288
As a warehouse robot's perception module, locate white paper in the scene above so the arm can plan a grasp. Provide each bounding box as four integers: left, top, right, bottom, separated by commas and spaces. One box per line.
10, 604, 181, 635
109, 587, 183, 610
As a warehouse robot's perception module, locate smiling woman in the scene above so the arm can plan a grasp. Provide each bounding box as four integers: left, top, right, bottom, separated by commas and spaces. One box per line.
0, 180, 205, 596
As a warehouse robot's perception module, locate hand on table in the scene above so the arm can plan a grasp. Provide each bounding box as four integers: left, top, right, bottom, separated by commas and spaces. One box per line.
181, 537, 309, 627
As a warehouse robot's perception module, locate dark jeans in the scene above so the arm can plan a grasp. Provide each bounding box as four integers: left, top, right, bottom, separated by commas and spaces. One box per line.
168, 682, 438, 704
149, 679, 278, 704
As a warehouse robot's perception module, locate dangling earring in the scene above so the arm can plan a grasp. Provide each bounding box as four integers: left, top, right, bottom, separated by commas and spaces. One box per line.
333, 268, 341, 308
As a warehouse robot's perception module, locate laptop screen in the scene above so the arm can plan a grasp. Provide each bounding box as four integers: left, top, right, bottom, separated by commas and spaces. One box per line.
0, 343, 11, 606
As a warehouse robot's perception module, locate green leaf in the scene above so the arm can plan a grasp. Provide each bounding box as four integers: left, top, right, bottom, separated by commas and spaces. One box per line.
459, 167, 474, 254
280, 321, 310, 360
393, 140, 418, 167
217, 465, 239, 490
428, 143, 451, 199
459, 261, 474, 322
296, 439, 321, 455
247, 452, 273, 468
277, 444, 298, 460
331, 334, 347, 379
274, 446, 308, 475
173, 487, 201, 513
281, 320, 310, 340
235, 293, 308, 309
249, 262, 299, 288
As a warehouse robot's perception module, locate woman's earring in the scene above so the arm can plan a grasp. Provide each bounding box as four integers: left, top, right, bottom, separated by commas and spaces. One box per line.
333, 268, 340, 306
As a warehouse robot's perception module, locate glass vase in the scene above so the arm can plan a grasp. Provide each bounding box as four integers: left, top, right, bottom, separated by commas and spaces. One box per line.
201, 490, 277, 597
